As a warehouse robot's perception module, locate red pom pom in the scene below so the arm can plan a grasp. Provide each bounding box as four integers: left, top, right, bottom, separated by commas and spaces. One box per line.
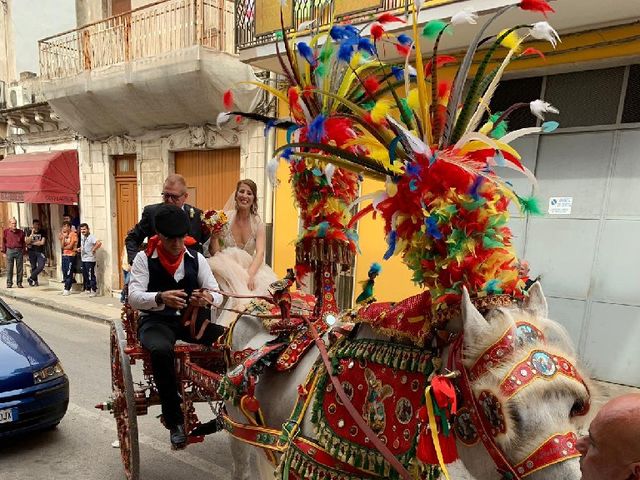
370, 23, 385, 41
424, 55, 457, 77
223, 89, 234, 110
438, 81, 451, 100
519, 0, 555, 16
377, 13, 405, 24
363, 76, 381, 97
395, 44, 411, 57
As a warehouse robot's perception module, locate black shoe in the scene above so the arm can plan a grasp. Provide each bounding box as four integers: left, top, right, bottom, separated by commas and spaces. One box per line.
169, 424, 187, 449
17, 284, 23, 288
6, 285, 12, 289
27, 278, 34, 287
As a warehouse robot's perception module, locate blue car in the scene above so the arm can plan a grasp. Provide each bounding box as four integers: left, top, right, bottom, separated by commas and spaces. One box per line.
0, 296, 69, 438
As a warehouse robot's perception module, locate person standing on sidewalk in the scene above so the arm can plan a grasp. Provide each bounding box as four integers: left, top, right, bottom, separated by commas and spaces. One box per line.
1, 218, 26, 288
59, 221, 78, 296
77, 223, 102, 297
26, 219, 47, 287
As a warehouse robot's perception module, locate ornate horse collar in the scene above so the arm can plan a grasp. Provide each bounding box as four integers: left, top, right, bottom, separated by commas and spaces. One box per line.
448, 322, 590, 479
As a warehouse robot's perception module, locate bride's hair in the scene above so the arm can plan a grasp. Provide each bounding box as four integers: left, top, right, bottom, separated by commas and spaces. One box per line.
235, 179, 258, 215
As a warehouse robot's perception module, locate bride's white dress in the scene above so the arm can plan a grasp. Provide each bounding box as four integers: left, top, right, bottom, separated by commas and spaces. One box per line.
207, 210, 278, 325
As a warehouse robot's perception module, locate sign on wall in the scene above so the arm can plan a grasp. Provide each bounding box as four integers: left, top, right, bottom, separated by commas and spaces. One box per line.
548, 196, 573, 215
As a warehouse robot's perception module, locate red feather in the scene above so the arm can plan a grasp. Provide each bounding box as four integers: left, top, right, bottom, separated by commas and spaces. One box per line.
438, 81, 451, 100
223, 89, 234, 110
288, 87, 300, 110
395, 44, 411, 57
370, 23, 385, 41
363, 76, 381, 97
522, 47, 545, 59
519, 0, 555, 16
424, 55, 457, 77
377, 13, 406, 24
222, 90, 233, 110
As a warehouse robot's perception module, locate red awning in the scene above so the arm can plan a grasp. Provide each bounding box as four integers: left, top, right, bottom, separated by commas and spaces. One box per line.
0, 150, 80, 205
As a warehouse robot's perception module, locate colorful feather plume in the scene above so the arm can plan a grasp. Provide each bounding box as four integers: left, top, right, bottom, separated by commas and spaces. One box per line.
227, 5, 563, 309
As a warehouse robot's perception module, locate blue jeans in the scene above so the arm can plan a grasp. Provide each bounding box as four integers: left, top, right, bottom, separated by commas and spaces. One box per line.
28, 251, 46, 283
62, 255, 74, 291
82, 261, 97, 292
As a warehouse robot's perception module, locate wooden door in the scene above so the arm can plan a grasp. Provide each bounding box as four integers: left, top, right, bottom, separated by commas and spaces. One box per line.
175, 149, 241, 211
114, 155, 138, 286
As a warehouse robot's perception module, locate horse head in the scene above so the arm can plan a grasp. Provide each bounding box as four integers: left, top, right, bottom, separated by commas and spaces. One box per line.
452, 284, 591, 480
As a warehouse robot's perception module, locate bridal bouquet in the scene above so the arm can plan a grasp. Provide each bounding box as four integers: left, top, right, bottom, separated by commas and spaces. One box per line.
201, 209, 228, 235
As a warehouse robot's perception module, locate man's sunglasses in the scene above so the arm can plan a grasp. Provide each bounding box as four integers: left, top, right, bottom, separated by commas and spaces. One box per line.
161, 192, 185, 202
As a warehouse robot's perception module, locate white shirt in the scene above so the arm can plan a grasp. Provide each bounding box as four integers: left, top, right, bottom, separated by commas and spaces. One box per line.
128, 248, 223, 312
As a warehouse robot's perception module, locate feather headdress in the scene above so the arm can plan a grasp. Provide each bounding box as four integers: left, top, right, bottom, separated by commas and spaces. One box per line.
225, 0, 559, 307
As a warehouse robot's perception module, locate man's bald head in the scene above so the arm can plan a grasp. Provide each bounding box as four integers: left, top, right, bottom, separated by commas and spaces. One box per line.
577, 393, 640, 480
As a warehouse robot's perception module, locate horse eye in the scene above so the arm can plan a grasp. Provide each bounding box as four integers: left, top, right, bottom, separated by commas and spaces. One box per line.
570, 399, 585, 417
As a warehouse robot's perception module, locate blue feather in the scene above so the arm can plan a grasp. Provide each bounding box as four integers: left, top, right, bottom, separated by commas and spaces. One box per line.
383, 230, 397, 260
338, 41, 355, 63
281, 147, 293, 160
308, 114, 326, 143
358, 37, 376, 56
405, 162, 421, 177
388, 136, 401, 164
425, 215, 443, 240
263, 119, 276, 136
409, 179, 418, 191
286, 125, 299, 143
397, 33, 412, 45
494, 150, 506, 167
391, 66, 404, 81
343, 25, 360, 38
297, 42, 316, 66
329, 26, 346, 40
316, 221, 329, 238
484, 279, 501, 294
470, 175, 484, 200
368, 262, 382, 275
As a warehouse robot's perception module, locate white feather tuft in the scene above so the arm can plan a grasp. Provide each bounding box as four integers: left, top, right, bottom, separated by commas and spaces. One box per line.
216, 112, 232, 128
323, 163, 336, 188
267, 157, 280, 186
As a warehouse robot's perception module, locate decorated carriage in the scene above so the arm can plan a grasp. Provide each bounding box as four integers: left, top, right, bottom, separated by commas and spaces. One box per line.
102, 1, 595, 479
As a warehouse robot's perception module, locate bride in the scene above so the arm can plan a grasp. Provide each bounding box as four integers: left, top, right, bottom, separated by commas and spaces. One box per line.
207, 179, 278, 323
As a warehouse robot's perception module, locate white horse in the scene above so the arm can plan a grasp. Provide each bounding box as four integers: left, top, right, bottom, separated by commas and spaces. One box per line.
222, 283, 591, 480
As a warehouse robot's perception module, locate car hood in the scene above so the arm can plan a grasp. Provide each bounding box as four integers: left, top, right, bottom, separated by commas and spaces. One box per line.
0, 322, 58, 392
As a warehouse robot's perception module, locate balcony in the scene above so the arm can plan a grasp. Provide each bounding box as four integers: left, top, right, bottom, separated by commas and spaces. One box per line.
39, 0, 261, 139
236, 0, 640, 72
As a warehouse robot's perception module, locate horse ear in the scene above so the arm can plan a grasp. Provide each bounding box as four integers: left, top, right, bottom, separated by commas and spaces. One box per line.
461, 287, 488, 343
523, 282, 548, 319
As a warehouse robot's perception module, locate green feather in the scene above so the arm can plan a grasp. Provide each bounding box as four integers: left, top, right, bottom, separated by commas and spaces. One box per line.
422, 20, 449, 40
489, 112, 509, 139
518, 196, 543, 216
319, 43, 334, 63
274, 30, 284, 41
315, 63, 327, 78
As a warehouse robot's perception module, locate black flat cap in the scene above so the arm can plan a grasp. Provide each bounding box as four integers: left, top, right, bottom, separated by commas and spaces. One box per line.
154, 204, 190, 238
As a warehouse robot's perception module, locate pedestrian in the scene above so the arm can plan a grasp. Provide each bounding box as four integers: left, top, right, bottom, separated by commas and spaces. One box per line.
577, 393, 640, 479
26, 219, 47, 287
125, 174, 209, 265
77, 223, 102, 297
58, 221, 78, 296
1, 218, 26, 288
63, 214, 77, 232
127, 204, 224, 448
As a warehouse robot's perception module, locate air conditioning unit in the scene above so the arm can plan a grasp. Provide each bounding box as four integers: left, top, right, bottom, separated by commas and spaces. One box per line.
7, 85, 33, 108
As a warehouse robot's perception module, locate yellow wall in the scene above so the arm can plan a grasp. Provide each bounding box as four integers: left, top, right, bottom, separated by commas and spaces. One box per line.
272, 22, 640, 301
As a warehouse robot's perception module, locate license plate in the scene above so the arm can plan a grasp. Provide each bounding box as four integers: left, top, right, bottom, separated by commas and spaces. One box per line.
0, 407, 17, 424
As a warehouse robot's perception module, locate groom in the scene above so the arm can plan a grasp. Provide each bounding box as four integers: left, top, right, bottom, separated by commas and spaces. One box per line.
125, 174, 209, 265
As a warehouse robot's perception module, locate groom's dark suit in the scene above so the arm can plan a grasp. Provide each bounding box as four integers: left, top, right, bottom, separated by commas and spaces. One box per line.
125, 203, 209, 264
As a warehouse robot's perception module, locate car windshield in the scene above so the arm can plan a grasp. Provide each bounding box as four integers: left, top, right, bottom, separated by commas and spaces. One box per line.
0, 302, 19, 325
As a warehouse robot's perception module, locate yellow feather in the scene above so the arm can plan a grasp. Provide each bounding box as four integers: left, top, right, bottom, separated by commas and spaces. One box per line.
407, 89, 420, 112
371, 98, 393, 124
498, 29, 521, 52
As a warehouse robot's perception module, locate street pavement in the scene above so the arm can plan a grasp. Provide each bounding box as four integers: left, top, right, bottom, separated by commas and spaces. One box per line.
0, 299, 234, 480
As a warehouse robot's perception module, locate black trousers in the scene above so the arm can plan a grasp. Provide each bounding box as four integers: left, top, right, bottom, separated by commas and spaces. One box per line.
138, 313, 225, 428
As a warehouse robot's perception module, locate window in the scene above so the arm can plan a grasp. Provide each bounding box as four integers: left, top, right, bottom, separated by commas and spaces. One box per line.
622, 64, 640, 124
544, 67, 625, 127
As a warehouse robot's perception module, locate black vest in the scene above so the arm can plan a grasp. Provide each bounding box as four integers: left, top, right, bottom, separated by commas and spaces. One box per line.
144, 248, 199, 317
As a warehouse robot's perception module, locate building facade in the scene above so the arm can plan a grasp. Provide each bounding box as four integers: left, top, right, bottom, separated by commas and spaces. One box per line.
235, 0, 640, 386
33, 0, 274, 294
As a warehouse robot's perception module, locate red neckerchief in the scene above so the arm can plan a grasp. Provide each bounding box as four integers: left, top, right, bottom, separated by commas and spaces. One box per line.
145, 235, 197, 276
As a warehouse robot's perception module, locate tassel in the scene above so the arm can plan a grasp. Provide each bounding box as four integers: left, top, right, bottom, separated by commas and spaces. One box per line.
223, 90, 234, 110
519, 0, 555, 16
518, 195, 543, 215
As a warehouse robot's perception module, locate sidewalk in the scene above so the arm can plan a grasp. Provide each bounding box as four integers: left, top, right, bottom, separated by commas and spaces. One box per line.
0, 274, 121, 325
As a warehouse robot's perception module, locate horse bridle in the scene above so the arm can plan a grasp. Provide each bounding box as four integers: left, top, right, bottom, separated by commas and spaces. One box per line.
448, 322, 589, 479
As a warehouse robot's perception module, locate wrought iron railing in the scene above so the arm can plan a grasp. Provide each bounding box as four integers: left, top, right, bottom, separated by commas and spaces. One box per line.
39, 0, 235, 80
235, 0, 465, 50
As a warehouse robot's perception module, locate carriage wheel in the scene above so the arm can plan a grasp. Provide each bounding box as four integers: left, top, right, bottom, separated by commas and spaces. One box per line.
111, 320, 140, 480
